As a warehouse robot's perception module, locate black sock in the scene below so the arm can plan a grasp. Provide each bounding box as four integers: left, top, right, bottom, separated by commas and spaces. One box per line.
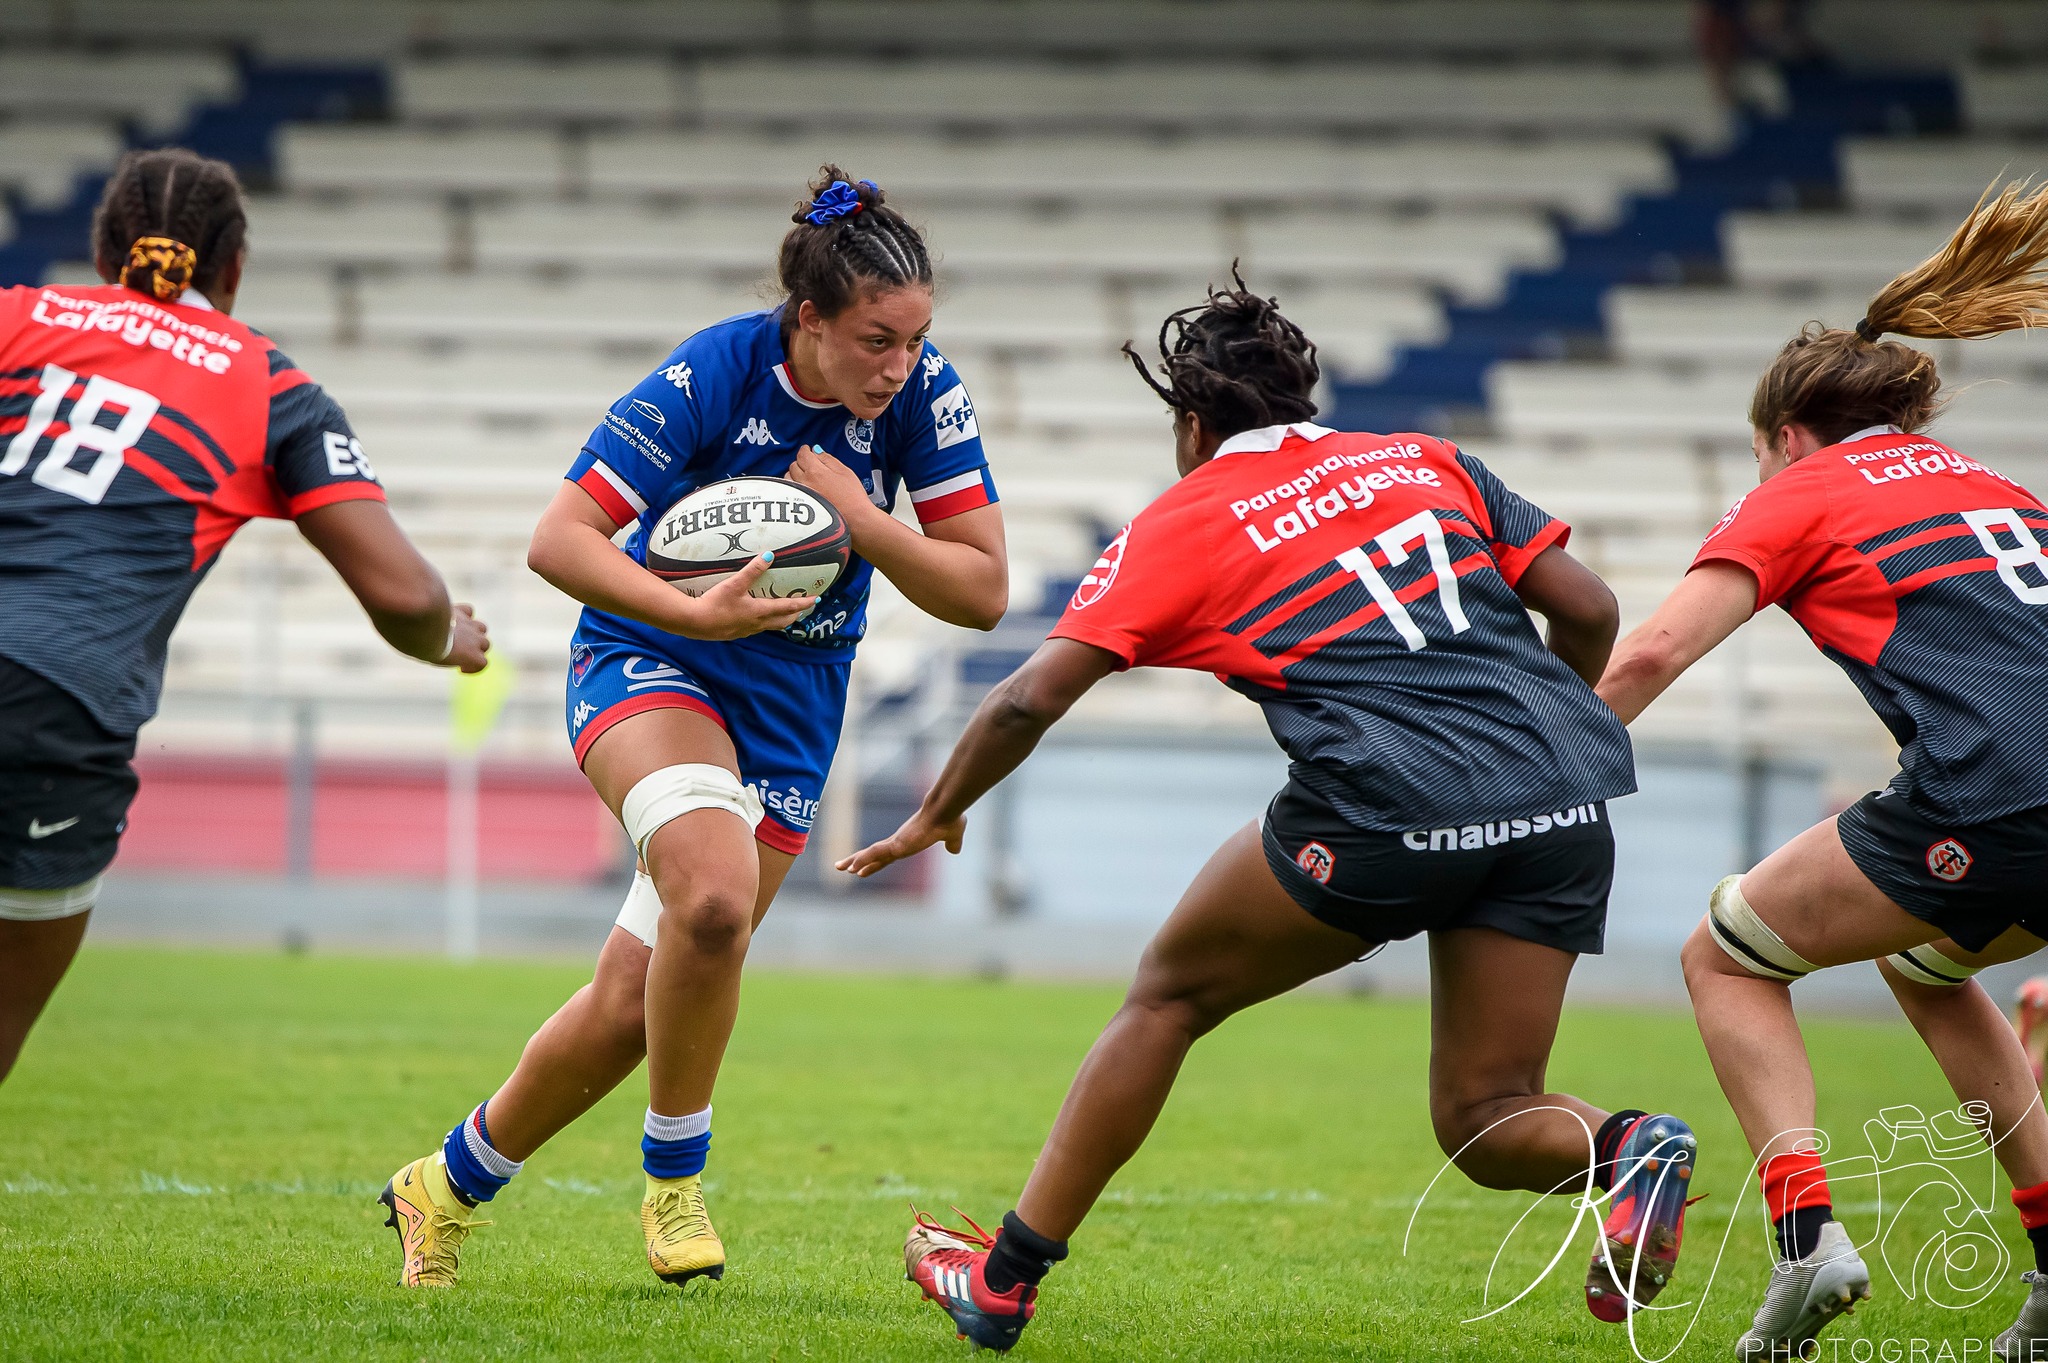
1593, 1110, 1648, 1192
1774, 1205, 1833, 1260
2028, 1224, 2048, 1276
982, 1211, 1068, 1295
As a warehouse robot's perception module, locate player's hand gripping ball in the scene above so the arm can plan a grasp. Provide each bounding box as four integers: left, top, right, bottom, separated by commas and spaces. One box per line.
646, 476, 851, 600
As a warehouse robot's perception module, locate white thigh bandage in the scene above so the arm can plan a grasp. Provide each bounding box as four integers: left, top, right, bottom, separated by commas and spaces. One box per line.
1886, 944, 1981, 987
0, 875, 101, 922
615, 869, 661, 949
1707, 874, 1819, 982
620, 764, 763, 862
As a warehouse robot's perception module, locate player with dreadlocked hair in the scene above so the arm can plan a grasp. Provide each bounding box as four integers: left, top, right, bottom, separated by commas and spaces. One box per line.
848, 272, 1696, 1350
0, 147, 488, 1090
1602, 179, 2048, 1360
382, 166, 1006, 1292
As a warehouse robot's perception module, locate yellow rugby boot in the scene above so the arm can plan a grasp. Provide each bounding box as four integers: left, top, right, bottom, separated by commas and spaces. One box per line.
641, 1172, 726, 1284
379, 1154, 491, 1287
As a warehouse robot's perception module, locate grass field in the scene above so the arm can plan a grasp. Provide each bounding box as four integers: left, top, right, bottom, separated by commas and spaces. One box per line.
0, 946, 2034, 1361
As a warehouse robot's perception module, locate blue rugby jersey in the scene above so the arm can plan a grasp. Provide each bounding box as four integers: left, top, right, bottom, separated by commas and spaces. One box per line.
564, 308, 997, 665
1696, 426, 2048, 823
1050, 423, 1636, 831
0, 283, 384, 735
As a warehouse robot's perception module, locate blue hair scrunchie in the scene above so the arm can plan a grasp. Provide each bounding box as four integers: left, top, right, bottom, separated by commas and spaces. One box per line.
804, 179, 877, 226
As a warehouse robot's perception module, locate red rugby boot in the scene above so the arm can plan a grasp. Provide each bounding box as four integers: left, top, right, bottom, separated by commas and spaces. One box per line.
904, 1208, 1037, 1352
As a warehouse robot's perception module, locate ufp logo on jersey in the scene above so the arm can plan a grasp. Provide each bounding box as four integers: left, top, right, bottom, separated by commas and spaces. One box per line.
931, 385, 978, 449
1926, 837, 1972, 883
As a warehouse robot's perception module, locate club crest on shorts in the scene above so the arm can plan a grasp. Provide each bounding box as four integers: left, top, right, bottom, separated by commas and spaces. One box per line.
1925, 837, 1972, 882
1295, 841, 1335, 885
570, 642, 594, 685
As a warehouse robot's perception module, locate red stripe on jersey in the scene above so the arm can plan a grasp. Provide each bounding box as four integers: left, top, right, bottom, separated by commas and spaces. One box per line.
912, 482, 993, 524
1492, 517, 1569, 587
571, 692, 726, 766
1269, 550, 1493, 671
1868, 522, 1980, 563
574, 468, 638, 528
286, 480, 387, 518
121, 449, 205, 505
1889, 555, 1999, 598
754, 815, 810, 855
145, 411, 232, 486
268, 367, 312, 397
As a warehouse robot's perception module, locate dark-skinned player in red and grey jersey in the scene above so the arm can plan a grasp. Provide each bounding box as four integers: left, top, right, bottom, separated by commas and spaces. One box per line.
1601, 181, 2048, 1361
0, 149, 489, 1087
843, 278, 1699, 1351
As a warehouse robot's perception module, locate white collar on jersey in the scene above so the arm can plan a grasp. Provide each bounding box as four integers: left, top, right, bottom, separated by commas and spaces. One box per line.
772, 362, 839, 410
177, 288, 215, 311
1213, 422, 1337, 458
1842, 423, 1903, 443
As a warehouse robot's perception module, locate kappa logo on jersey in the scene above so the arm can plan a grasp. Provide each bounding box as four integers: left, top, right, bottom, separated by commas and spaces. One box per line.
921, 352, 946, 385
1295, 841, 1335, 884
662, 360, 694, 397
844, 417, 874, 456
1926, 837, 1972, 882
570, 642, 594, 685
1070, 526, 1129, 610
931, 385, 978, 450
733, 417, 777, 447
629, 399, 666, 431
571, 700, 597, 731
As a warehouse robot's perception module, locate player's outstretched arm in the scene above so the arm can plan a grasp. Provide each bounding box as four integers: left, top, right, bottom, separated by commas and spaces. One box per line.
838, 638, 1118, 877
527, 483, 816, 641
1595, 561, 1759, 723
786, 444, 1007, 631
296, 500, 489, 672
1512, 544, 1621, 685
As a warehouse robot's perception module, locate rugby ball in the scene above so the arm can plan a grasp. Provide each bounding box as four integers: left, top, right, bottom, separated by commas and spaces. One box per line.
645, 476, 850, 600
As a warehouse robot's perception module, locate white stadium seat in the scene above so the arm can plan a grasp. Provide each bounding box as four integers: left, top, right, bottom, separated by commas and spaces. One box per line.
1840, 138, 2048, 215
0, 120, 123, 207
1960, 66, 2048, 135
1241, 207, 1558, 301
278, 127, 569, 195
1721, 212, 1956, 292
0, 50, 235, 131
393, 58, 687, 123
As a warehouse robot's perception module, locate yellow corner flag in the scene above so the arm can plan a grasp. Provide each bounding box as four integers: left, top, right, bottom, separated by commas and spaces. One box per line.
450, 653, 517, 755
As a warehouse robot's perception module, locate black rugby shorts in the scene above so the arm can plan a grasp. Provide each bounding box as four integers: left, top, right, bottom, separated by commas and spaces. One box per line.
0, 657, 138, 890
1260, 777, 1613, 955
1836, 786, 2048, 952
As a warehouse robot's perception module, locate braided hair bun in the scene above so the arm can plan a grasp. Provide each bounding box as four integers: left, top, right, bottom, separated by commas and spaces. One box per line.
1124, 268, 1320, 439
777, 165, 933, 340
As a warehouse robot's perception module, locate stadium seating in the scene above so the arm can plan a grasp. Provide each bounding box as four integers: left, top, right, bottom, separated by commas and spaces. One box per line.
7, 0, 2028, 799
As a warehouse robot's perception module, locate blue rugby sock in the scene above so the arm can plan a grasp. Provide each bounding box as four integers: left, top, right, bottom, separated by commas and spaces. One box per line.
642, 1106, 713, 1179
442, 1102, 522, 1205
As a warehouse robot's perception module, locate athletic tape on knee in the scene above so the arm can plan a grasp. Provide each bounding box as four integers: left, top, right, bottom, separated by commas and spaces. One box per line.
1707, 874, 1818, 982
0, 876, 100, 922
614, 868, 661, 949
1886, 944, 1981, 988
621, 764, 763, 861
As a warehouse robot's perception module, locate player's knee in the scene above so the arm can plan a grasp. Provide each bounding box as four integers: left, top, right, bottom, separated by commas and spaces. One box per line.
655, 884, 753, 957
1122, 969, 1232, 1039
1428, 1095, 1531, 1187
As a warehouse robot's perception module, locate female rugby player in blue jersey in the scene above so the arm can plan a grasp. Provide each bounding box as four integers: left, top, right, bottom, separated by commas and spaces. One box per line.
382, 168, 1007, 1289
845, 280, 1696, 1352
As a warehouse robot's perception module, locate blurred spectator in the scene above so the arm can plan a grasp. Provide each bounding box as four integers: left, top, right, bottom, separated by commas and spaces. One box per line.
1696, 0, 1822, 109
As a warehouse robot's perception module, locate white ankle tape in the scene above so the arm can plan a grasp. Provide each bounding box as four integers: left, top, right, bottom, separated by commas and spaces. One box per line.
0, 876, 101, 921
1886, 944, 1980, 987
621, 764, 763, 860
1707, 875, 1818, 982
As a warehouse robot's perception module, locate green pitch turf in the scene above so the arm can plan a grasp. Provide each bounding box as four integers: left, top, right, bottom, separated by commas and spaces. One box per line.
0, 946, 2033, 1360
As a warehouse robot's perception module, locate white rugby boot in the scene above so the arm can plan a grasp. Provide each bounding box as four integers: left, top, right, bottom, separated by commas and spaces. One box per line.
1994, 1270, 2048, 1362
1733, 1220, 1871, 1361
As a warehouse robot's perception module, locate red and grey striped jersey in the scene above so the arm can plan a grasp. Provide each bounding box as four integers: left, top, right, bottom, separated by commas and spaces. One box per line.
1050, 423, 1636, 831
1695, 426, 2048, 823
0, 283, 384, 735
